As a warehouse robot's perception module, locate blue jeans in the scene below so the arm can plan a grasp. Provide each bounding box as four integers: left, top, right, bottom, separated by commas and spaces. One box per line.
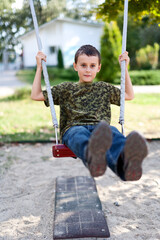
62, 124, 126, 180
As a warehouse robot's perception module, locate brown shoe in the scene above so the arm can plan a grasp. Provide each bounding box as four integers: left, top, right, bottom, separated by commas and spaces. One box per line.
86, 121, 112, 177
123, 131, 148, 181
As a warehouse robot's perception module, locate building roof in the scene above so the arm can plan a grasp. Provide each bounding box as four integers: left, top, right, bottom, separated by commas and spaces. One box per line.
20, 16, 103, 40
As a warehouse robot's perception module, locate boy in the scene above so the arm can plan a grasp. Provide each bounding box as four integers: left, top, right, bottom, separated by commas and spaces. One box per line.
31, 45, 148, 181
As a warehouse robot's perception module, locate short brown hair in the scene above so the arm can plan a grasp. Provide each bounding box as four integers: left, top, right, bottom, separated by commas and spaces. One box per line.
74, 45, 101, 64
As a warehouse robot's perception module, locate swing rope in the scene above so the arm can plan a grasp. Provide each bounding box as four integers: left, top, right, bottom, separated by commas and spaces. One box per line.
119, 0, 129, 136
29, 0, 59, 144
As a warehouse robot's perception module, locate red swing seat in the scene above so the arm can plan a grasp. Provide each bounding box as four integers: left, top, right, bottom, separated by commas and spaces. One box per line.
52, 144, 77, 158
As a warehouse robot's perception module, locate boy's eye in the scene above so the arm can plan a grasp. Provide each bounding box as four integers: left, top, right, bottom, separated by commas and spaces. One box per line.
80, 64, 96, 68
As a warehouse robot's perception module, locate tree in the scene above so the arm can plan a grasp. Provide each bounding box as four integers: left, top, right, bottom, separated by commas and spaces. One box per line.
0, 0, 26, 60
0, 0, 14, 11
96, 0, 160, 24
116, 13, 160, 69
65, 0, 100, 20
57, 48, 64, 68
97, 21, 122, 83
21, 0, 66, 27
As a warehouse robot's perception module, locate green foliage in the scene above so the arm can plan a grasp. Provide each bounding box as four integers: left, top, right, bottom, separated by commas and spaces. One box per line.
116, 15, 142, 69
97, 21, 122, 82
136, 43, 159, 70
57, 48, 64, 69
22, 0, 66, 27
66, 0, 99, 20
111, 14, 160, 70
17, 67, 160, 87
0, 7, 25, 55
114, 70, 160, 85
130, 70, 160, 85
96, 0, 160, 70
48, 67, 79, 81
16, 67, 79, 86
139, 24, 160, 48
0, 0, 14, 11
97, 0, 160, 24
42, 0, 66, 22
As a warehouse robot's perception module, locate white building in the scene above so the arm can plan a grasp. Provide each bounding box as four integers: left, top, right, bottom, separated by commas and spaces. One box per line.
20, 17, 103, 68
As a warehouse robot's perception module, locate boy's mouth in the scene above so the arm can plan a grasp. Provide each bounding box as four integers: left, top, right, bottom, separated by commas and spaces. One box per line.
84, 74, 91, 77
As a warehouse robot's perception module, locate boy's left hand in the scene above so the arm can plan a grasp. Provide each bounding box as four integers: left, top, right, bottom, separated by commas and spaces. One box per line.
119, 51, 130, 68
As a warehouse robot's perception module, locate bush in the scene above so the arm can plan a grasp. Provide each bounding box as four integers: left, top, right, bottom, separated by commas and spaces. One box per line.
17, 67, 79, 86
47, 67, 79, 84
17, 68, 160, 87
136, 43, 159, 70
114, 70, 160, 85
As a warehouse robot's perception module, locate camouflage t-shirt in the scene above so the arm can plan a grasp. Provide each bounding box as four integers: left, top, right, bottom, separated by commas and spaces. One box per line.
43, 81, 120, 139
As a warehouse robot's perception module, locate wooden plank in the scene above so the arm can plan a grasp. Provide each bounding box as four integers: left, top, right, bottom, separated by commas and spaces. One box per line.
53, 176, 110, 239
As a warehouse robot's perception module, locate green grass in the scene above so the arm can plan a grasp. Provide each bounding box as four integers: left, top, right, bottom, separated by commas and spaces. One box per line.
0, 88, 160, 142
129, 93, 160, 105
0, 89, 60, 142
111, 93, 160, 138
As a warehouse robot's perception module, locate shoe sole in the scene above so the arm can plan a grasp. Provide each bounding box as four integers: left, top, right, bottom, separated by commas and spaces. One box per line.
87, 121, 112, 177
123, 131, 148, 181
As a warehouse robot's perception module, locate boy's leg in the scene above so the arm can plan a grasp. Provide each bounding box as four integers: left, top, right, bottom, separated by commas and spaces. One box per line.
118, 131, 148, 181
85, 121, 112, 177
62, 125, 91, 165
63, 122, 112, 177
107, 126, 148, 181
63, 123, 148, 181
106, 126, 126, 176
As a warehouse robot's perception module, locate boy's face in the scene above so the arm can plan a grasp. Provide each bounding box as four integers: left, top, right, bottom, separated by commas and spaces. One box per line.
73, 54, 101, 83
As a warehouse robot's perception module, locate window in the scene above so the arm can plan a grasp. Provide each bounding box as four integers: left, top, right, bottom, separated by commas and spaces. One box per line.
49, 46, 56, 54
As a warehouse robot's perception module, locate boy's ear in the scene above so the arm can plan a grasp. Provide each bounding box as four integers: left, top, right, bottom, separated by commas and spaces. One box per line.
97, 64, 101, 72
73, 62, 78, 71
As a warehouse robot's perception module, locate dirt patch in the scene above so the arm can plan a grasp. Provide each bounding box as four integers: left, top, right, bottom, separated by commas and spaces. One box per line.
0, 142, 160, 240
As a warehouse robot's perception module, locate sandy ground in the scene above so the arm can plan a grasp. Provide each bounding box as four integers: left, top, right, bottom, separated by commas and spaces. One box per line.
0, 141, 160, 240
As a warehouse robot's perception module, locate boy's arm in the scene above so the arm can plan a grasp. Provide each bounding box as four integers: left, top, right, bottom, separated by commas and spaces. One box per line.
124, 68, 134, 100
31, 51, 46, 101
119, 52, 134, 100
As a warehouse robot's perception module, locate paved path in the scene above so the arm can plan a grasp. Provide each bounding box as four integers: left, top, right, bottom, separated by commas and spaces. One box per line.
0, 70, 160, 97
0, 70, 28, 97
133, 85, 160, 93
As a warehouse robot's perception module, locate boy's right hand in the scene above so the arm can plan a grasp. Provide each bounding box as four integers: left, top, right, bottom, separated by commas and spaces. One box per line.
36, 51, 47, 70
